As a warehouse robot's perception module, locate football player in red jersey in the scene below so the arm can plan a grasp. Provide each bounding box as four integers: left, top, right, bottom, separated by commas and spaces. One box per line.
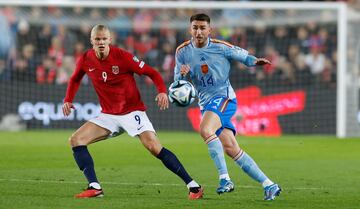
62, 24, 203, 199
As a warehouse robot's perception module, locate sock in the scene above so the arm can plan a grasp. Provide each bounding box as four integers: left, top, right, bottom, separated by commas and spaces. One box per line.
219, 173, 231, 180
262, 179, 274, 188
206, 136, 229, 177
234, 151, 269, 186
72, 146, 99, 184
156, 147, 193, 185
89, 182, 101, 190
186, 180, 200, 189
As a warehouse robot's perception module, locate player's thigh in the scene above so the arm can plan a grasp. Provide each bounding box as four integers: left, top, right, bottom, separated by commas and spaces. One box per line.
117, 111, 155, 137
70, 121, 111, 146
200, 111, 222, 134
138, 130, 162, 156
201, 96, 235, 134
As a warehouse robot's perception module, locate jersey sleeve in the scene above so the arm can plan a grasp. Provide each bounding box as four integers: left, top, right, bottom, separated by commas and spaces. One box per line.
142, 66, 167, 93
121, 49, 167, 93
174, 49, 186, 81
63, 55, 86, 103
121, 50, 147, 75
224, 45, 256, 67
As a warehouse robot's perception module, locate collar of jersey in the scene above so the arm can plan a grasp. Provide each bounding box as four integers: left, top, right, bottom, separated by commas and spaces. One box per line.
191, 37, 211, 49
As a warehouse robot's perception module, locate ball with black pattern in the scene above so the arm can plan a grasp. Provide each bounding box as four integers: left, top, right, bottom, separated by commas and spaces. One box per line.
168, 80, 196, 107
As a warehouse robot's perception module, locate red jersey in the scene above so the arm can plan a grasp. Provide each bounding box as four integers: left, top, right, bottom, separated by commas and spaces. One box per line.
64, 46, 167, 115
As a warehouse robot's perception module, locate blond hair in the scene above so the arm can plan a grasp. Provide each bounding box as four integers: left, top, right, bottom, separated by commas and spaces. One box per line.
90, 24, 110, 38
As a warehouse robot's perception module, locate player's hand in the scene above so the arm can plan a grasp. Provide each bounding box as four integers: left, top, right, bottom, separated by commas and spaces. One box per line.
180, 65, 190, 77
62, 102, 75, 116
255, 58, 271, 65
155, 93, 169, 110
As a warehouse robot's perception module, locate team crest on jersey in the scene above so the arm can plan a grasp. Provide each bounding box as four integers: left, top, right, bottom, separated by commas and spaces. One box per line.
112, 66, 119, 74
201, 64, 209, 74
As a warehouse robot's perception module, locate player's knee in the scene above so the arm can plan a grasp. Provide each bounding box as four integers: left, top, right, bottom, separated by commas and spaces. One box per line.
69, 134, 85, 147
147, 142, 161, 156
224, 146, 238, 157
221, 140, 236, 157
144, 138, 162, 156
200, 128, 214, 141
68, 135, 78, 147
223, 144, 242, 158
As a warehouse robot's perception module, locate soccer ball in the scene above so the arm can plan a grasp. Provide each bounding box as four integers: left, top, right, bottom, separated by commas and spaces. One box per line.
168, 80, 196, 107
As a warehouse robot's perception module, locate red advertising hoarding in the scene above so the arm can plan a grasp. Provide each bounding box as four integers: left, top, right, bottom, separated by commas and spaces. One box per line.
187, 86, 306, 136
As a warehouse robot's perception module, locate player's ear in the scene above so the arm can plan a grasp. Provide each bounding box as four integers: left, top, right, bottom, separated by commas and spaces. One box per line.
189, 21, 194, 34
108, 31, 113, 43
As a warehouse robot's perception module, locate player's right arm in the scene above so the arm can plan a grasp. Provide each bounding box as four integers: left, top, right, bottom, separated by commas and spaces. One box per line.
63, 56, 86, 116
174, 46, 190, 81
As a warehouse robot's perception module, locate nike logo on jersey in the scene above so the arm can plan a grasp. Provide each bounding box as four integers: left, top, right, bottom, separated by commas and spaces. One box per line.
137, 125, 144, 130
89, 68, 96, 72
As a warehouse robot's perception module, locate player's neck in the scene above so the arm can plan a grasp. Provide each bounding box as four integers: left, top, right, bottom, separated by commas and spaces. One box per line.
95, 47, 110, 60
193, 38, 209, 48
195, 43, 206, 48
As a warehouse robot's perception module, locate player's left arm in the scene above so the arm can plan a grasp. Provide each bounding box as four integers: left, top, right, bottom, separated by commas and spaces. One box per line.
142, 66, 169, 110
245, 55, 271, 66
225, 45, 271, 67
123, 50, 168, 110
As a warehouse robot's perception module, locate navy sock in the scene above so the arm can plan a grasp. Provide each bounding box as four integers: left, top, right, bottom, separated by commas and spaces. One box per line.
72, 146, 98, 184
157, 147, 193, 185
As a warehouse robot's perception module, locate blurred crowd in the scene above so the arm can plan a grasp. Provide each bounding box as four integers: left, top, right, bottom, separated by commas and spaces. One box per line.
0, 2, 353, 89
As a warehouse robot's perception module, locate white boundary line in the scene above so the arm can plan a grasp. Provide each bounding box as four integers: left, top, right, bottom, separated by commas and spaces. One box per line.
0, 178, 326, 190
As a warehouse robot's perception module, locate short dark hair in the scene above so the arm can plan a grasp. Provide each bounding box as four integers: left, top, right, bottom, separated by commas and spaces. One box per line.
190, 13, 210, 24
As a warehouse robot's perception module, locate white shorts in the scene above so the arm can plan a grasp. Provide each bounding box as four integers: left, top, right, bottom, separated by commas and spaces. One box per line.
89, 111, 156, 138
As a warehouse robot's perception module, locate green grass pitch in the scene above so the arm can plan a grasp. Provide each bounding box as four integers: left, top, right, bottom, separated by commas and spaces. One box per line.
0, 131, 359, 209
